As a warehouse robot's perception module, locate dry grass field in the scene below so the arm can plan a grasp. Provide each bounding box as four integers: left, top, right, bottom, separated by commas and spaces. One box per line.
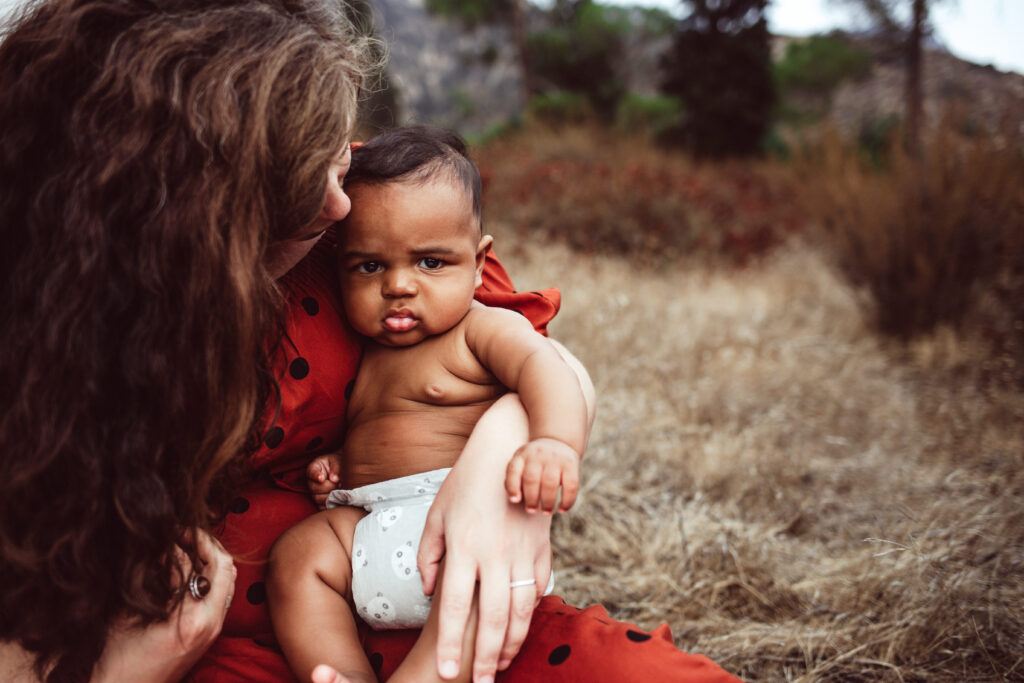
495, 239, 1024, 681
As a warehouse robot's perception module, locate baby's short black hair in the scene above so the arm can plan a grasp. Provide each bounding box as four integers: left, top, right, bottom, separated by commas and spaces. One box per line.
347, 125, 482, 221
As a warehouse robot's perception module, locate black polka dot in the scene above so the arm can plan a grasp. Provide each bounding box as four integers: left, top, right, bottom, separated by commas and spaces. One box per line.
264, 426, 284, 449
289, 357, 310, 380
301, 297, 319, 316
369, 652, 384, 675
530, 291, 544, 297
626, 629, 651, 642
246, 582, 267, 605
547, 644, 571, 666
229, 497, 250, 514
344, 379, 356, 401
305, 436, 324, 452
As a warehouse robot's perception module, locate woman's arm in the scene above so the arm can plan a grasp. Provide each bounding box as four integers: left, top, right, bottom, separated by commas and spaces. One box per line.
2, 530, 236, 683
547, 338, 597, 434
417, 341, 596, 683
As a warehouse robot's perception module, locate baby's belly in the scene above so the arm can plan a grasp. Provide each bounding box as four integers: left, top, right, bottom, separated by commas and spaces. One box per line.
341, 407, 485, 488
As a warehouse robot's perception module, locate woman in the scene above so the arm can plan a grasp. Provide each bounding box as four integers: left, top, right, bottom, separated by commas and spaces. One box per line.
0, 1, 738, 681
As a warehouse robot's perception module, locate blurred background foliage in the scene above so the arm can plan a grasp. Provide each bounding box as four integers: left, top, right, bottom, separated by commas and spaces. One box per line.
350, 3, 1024, 678
356, 0, 1023, 368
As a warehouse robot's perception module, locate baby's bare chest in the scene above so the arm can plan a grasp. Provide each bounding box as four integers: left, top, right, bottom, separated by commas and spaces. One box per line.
353, 335, 503, 411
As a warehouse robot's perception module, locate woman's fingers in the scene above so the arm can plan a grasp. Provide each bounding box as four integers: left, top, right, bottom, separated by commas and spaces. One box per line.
433, 559, 477, 679
498, 561, 541, 671
471, 567, 511, 682
417, 506, 446, 597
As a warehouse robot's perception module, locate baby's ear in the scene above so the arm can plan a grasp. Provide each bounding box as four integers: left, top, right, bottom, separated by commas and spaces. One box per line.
475, 234, 494, 287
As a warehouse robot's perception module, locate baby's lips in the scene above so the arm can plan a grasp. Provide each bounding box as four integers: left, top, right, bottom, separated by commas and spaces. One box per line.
383, 313, 417, 332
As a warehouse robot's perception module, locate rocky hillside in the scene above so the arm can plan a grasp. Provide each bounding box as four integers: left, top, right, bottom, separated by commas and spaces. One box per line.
829, 43, 1024, 137
368, 0, 524, 133
370, 0, 1024, 138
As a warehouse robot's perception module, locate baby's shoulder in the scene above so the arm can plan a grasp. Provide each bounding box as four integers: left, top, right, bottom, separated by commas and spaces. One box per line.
462, 301, 534, 335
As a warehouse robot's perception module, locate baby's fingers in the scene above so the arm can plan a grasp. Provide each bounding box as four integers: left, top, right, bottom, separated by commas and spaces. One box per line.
538, 465, 563, 514
306, 458, 327, 483
520, 459, 544, 514
558, 465, 580, 512
505, 454, 525, 504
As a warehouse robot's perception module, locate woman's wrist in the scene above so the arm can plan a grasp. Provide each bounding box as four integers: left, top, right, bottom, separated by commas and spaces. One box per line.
453, 392, 530, 474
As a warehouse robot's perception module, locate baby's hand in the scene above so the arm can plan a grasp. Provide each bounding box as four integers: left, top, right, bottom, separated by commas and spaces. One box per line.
505, 437, 581, 514
306, 452, 342, 509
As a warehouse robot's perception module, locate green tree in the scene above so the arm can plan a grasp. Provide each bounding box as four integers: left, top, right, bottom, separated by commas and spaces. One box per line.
527, 0, 629, 121
660, 0, 776, 157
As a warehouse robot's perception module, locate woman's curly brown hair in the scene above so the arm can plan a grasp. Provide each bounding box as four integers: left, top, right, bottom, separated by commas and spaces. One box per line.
0, 1, 376, 679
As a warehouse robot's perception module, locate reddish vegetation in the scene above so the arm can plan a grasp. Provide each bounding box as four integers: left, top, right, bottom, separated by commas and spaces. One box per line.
476, 128, 807, 266
476, 123, 1023, 385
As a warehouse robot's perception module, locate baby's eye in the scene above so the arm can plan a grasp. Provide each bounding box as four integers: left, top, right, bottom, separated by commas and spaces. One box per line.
419, 257, 443, 270
357, 261, 382, 274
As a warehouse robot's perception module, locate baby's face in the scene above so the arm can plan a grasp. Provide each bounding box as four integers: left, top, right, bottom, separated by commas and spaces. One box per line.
338, 178, 488, 346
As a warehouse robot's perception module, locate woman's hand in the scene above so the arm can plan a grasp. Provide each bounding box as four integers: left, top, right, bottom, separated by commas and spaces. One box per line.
92, 529, 236, 682
417, 394, 552, 683
418, 339, 595, 682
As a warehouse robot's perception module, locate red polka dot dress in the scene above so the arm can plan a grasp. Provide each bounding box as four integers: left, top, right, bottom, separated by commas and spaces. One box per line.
187, 230, 738, 682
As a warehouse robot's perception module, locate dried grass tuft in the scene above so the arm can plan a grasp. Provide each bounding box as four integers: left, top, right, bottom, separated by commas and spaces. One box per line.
500, 241, 1024, 682
796, 119, 1024, 343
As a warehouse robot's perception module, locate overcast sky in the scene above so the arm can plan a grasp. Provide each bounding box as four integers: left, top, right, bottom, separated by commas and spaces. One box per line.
1, 0, 1021, 74
636, 0, 1024, 74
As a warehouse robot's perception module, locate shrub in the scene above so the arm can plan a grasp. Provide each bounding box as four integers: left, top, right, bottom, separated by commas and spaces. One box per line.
475, 124, 805, 265
774, 34, 872, 94
799, 120, 1024, 339
856, 114, 901, 168
526, 90, 594, 127
528, 1, 629, 121
614, 94, 682, 139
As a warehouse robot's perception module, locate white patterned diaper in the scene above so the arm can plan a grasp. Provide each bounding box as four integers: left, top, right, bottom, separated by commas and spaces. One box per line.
326, 467, 555, 631
326, 468, 451, 630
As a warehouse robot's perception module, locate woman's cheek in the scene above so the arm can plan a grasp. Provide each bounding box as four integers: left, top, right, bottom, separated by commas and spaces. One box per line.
265, 234, 323, 280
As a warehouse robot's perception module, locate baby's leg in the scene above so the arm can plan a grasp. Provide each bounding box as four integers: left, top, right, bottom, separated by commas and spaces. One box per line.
267, 506, 374, 683
387, 561, 478, 683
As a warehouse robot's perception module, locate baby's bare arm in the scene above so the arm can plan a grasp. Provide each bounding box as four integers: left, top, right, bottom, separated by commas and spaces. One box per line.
465, 308, 588, 453
464, 308, 590, 512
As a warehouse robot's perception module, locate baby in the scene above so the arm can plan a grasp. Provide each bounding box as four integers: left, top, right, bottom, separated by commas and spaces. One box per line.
267, 126, 591, 683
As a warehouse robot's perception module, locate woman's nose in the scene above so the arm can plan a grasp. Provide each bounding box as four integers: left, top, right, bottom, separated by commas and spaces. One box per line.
320, 174, 351, 223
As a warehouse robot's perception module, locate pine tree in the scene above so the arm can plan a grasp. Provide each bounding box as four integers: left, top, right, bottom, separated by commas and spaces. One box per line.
660, 0, 776, 157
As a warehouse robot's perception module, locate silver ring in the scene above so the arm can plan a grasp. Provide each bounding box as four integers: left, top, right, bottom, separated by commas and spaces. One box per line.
509, 578, 536, 589
188, 574, 211, 600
